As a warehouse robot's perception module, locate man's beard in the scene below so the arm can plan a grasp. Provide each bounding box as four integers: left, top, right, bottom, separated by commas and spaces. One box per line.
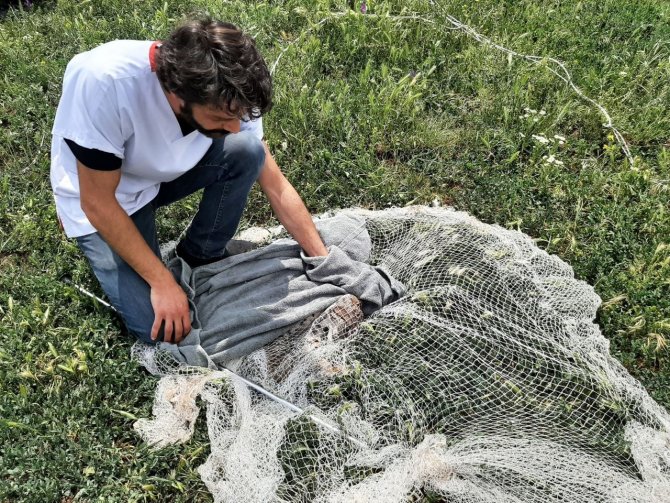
179, 102, 232, 139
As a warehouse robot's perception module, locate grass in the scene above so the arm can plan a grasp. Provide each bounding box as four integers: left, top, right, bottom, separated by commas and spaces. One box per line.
1, 0, 669, 500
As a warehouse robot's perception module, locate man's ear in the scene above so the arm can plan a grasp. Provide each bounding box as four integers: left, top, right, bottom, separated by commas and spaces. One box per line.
166, 92, 186, 114
165, 91, 183, 105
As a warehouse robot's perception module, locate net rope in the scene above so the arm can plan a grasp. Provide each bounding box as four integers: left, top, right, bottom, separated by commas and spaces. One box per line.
133, 206, 670, 502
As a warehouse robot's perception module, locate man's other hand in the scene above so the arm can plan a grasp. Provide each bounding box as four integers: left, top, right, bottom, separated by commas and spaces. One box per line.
150, 277, 192, 344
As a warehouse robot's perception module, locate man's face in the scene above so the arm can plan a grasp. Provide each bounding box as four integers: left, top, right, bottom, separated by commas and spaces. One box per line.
179, 101, 242, 139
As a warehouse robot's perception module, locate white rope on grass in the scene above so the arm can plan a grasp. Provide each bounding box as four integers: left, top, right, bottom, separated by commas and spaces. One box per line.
269, 12, 451, 77
270, 11, 454, 77
270, 16, 331, 77
268, 7, 635, 166
438, 10, 635, 167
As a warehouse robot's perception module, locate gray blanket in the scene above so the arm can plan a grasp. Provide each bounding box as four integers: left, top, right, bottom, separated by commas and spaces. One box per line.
157, 214, 405, 368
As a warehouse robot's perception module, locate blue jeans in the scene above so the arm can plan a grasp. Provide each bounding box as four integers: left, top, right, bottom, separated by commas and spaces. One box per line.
76, 131, 266, 344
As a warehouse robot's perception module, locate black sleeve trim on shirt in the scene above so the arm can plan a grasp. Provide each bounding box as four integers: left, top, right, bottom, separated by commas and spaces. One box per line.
64, 138, 122, 171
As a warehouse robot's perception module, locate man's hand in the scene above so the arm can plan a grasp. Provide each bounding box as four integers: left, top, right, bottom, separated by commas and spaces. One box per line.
150, 275, 192, 344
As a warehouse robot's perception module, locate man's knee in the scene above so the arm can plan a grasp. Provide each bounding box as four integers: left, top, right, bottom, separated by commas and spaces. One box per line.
115, 282, 156, 344
223, 131, 266, 180
77, 234, 157, 344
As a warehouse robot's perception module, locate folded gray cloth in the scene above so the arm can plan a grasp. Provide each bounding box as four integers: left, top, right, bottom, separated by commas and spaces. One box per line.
157, 214, 405, 368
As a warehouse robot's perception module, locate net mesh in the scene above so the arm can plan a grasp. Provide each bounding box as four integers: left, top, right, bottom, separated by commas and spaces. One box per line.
132, 206, 670, 502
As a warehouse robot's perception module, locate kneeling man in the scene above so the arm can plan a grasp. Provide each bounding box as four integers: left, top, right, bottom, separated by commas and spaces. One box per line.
50, 19, 327, 345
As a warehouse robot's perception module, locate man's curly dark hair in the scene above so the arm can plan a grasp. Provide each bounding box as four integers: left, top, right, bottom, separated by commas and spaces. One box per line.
155, 18, 272, 120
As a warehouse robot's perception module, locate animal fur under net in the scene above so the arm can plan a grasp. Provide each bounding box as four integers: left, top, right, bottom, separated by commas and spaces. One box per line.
132, 206, 670, 502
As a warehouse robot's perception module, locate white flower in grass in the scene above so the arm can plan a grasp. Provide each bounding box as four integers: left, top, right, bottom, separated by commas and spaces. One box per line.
542, 154, 565, 167
532, 134, 550, 144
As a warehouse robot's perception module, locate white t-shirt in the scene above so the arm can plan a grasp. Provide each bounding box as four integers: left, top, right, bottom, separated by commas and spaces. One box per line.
50, 40, 263, 238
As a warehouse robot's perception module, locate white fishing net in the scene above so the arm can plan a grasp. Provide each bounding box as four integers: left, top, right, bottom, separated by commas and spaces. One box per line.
132, 206, 670, 502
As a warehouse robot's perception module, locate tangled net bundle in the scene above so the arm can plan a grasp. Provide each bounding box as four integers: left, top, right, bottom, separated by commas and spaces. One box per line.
133, 206, 670, 502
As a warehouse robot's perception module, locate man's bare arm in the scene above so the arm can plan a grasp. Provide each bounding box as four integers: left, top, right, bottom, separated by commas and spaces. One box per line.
257, 142, 328, 257
77, 161, 191, 343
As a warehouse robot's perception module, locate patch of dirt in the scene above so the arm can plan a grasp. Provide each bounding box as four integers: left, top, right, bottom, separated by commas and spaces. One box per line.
0, 252, 28, 271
